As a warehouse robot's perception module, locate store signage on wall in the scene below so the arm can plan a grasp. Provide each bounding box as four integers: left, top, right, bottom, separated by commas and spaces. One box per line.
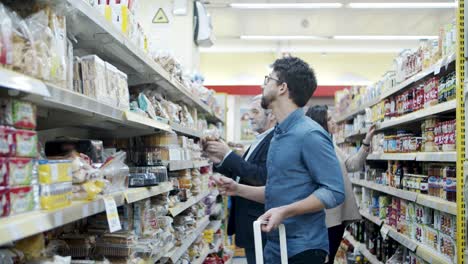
153, 8, 170, 24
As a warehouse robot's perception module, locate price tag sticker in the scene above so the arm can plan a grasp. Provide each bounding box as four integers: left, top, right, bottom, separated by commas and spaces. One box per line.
103, 196, 121, 233
380, 225, 390, 240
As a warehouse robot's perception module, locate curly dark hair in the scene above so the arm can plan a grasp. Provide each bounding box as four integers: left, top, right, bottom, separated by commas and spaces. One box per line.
272, 57, 318, 107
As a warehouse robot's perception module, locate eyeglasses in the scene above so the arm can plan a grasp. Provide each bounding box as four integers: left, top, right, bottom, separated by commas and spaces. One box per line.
264, 75, 281, 85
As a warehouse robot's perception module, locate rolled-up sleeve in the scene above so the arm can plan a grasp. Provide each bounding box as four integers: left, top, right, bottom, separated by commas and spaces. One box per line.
302, 130, 345, 209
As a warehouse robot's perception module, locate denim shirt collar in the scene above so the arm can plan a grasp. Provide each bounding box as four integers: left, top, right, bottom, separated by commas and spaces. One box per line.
275, 108, 304, 134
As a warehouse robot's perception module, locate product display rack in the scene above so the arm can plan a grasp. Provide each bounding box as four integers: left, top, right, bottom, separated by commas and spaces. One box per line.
0, 182, 173, 246
343, 231, 383, 264
0, 2, 227, 264
333, 12, 463, 262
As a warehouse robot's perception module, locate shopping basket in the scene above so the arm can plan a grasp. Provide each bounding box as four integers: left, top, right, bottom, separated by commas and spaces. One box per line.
253, 220, 288, 264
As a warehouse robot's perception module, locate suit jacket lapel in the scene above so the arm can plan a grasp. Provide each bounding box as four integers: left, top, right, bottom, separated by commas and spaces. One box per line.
246, 131, 273, 161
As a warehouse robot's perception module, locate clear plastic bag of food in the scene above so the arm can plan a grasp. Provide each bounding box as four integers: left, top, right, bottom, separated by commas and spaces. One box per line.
0, 3, 13, 67
100, 151, 129, 193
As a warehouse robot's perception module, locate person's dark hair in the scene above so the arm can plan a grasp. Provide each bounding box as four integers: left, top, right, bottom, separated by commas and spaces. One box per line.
305, 105, 329, 132
272, 57, 318, 107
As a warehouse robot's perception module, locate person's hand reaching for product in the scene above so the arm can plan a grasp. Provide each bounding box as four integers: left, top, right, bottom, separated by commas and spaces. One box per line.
258, 207, 288, 233
204, 140, 231, 164
210, 175, 238, 196
363, 124, 376, 145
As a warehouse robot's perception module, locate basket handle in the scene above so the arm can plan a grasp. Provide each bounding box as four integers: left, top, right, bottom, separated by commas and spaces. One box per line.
253, 220, 288, 264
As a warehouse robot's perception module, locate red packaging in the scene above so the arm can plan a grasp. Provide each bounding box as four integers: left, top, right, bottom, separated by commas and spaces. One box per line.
9, 157, 33, 186
14, 129, 38, 158
9, 186, 34, 215
0, 157, 8, 187
0, 126, 14, 156
12, 100, 36, 130
0, 187, 10, 217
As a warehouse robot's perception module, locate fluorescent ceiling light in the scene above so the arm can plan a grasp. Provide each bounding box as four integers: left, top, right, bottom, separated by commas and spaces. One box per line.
348, 2, 457, 9
334, 35, 438, 40
241, 35, 328, 40
230, 3, 343, 9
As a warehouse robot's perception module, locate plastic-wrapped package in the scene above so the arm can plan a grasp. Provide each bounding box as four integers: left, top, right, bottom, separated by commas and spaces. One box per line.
25, 9, 52, 82
0, 248, 25, 264
10, 10, 38, 77
0, 98, 13, 126
100, 151, 129, 193
0, 126, 14, 157
14, 129, 38, 158
40, 182, 72, 210
12, 100, 36, 130
0, 4, 13, 67
81, 55, 106, 98
38, 160, 72, 184
9, 157, 33, 186
10, 185, 35, 215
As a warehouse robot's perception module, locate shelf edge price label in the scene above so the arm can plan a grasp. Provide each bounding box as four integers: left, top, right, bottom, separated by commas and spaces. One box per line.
103, 196, 122, 233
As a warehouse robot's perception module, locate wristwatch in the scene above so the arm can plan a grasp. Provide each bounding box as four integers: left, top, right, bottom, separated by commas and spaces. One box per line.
362, 141, 370, 147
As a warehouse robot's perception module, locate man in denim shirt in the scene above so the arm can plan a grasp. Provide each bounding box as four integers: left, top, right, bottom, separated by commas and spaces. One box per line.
213, 57, 345, 264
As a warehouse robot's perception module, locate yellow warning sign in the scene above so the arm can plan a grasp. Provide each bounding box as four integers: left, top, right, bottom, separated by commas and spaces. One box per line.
152, 8, 169, 24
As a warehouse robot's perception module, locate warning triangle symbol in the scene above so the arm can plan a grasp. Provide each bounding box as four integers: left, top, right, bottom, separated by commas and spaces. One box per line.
153, 8, 169, 23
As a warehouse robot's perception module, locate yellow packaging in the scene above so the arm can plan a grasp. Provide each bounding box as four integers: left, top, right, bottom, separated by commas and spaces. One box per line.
38, 160, 72, 184
104, 6, 112, 22
121, 6, 129, 35
40, 192, 72, 210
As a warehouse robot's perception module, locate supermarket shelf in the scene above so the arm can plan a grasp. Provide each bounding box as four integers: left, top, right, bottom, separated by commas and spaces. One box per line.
170, 122, 203, 138
367, 152, 456, 162
359, 210, 384, 226
343, 232, 383, 264
377, 100, 456, 131
125, 182, 173, 203
168, 160, 195, 171
0, 182, 175, 246
351, 179, 417, 201
125, 111, 172, 133
335, 97, 380, 123
378, 53, 455, 102
208, 220, 223, 232
387, 226, 418, 252
193, 160, 211, 168
386, 225, 453, 264
65, 0, 223, 124
165, 216, 210, 262
345, 127, 370, 141
169, 190, 212, 217
352, 179, 456, 215
415, 194, 457, 215
193, 245, 211, 264
0, 68, 50, 97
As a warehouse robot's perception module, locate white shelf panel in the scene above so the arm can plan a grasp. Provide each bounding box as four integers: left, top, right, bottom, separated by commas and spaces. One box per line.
124, 111, 172, 132
379, 54, 455, 102
169, 190, 212, 217
193, 160, 211, 168
351, 179, 417, 202
387, 226, 418, 252
352, 179, 456, 215
359, 210, 384, 226
125, 182, 173, 203
208, 220, 222, 233
377, 100, 456, 130
164, 216, 210, 262
367, 152, 456, 162
0, 68, 50, 97
416, 243, 455, 264
170, 122, 203, 138
343, 232, 383, 264
65, 0, 223, 123
168, 160, 195, 171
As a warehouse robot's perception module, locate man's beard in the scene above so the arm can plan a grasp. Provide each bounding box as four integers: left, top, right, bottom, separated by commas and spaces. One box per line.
261, 94, 272, 110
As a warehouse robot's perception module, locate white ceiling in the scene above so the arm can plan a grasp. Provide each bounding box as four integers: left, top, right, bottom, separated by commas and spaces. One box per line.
203, 0, 456, 53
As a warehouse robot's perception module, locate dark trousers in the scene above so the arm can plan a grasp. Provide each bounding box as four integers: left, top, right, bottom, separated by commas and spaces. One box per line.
289, 249, 327, 264
326, 224, 346, 264
244, 247, 257, 264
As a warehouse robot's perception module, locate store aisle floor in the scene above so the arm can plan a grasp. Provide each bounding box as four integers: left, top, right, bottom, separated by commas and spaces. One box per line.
233, 258, 248, 264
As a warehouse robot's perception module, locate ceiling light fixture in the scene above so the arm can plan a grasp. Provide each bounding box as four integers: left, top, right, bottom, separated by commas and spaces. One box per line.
241, 35, 329, 40
230, 3, 343, 9
333, 35, 439, 40
347, 2, 457, 9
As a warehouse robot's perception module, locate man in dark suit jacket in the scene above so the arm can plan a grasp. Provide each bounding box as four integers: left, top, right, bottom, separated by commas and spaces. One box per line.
204, 95, 276, 264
